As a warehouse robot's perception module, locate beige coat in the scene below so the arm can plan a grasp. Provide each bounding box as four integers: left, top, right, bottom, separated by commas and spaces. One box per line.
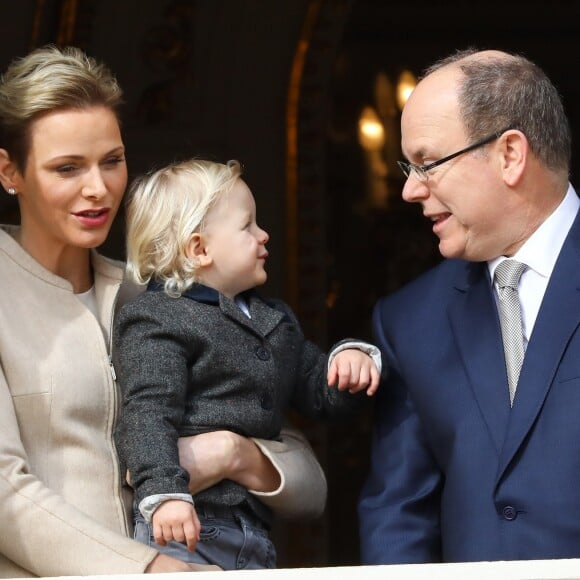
0, 226, 326, 578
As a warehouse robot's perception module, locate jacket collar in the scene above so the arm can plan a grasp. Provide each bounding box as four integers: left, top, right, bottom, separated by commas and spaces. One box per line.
147, 280, 256, 306
147, 280, 284, 337
0, 225, 125, 291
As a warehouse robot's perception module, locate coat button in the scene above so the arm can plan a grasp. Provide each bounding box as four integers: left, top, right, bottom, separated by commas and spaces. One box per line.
255, 346, 270, 360
502, 506, 517, 521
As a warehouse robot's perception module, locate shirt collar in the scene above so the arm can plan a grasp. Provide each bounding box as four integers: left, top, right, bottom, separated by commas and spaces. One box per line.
488, 183, 579, 282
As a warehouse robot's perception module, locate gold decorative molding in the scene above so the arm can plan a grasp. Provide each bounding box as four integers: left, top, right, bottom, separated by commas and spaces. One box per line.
30, 0, 93, 49
285, 0, 323, 312
285, 0, 353, 329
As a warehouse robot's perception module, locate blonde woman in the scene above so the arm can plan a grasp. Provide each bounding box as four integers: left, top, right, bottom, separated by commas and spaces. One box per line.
0, 46, 326, 577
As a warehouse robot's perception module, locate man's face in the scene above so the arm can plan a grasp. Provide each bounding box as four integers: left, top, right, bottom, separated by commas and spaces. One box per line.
399, 66, 522, 262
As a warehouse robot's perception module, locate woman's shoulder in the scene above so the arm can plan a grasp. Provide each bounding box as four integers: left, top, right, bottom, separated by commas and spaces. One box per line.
0, 226, 71, 290
91, 251, 125, 280
0, 224, 18, 239
0, 225, 29, 268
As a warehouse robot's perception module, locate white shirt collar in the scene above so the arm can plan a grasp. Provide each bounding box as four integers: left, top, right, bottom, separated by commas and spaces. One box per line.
488, 184, 579, 282
235, 295, 251, 318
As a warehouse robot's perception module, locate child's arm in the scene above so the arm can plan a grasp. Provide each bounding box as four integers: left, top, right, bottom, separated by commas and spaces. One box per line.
327, 349, 381, 396
150, 499, 200, 552
114, 295, 196, 513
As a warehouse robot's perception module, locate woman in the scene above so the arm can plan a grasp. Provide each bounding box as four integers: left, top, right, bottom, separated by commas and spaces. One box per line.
0, 45, 326, 577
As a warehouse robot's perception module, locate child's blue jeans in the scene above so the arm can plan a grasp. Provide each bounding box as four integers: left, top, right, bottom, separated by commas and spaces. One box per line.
134, 503, 277, 570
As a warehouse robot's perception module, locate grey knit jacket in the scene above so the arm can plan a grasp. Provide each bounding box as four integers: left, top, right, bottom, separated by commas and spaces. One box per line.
114, 282, 366, 524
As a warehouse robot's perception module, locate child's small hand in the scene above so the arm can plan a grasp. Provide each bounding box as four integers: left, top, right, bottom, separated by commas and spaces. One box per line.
327, 349, 380, 396
151, 499, 200, 552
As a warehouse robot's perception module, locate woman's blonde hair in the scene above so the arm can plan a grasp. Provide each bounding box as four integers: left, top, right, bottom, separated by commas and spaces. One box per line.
126, 158, 242, 297
0, 44, 123, 171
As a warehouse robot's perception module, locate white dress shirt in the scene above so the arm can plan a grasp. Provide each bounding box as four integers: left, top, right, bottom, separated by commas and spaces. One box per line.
488, 184, 579, 345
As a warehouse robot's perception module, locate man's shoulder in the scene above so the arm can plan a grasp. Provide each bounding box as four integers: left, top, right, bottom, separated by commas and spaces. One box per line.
375, 259, 475, 314
392, 258, 468, 295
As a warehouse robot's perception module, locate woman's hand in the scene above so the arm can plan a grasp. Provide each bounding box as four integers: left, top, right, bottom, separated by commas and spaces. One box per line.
180, 428, 327, 521
178, 430, 281, 494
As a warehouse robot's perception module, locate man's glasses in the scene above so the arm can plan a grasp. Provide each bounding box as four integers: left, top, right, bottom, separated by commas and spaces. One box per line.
397, 127, 512, 182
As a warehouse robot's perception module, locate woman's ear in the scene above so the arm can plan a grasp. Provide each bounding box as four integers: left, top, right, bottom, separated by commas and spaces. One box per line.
0, 149, 21, 193
185, 232, 212, 267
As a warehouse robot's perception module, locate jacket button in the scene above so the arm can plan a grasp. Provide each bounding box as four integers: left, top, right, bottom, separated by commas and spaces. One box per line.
502, 506, 517, 521
255, 346, 270, 360
260, 393, 273, 410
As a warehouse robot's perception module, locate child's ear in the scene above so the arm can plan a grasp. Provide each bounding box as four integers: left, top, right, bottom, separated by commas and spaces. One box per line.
185, 232, 212, 267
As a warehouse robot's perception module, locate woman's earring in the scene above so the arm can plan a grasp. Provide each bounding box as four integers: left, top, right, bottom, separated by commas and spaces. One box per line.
7, 187, 16, 195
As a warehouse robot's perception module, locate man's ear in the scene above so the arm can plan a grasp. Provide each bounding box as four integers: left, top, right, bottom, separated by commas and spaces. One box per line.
499, 130, 527, 187
0, 149, 21, 193
185, 232, 212, 267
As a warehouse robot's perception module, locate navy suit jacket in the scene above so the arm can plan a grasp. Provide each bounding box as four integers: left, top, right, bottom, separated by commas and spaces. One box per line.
359, 208, 580, 563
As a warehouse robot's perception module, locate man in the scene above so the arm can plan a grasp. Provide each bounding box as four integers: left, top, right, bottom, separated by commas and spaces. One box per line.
358, 48, 580, 563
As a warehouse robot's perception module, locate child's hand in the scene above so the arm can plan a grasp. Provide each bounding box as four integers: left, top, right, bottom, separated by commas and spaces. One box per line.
151, 499, 200, 552
327, 349, 380, 396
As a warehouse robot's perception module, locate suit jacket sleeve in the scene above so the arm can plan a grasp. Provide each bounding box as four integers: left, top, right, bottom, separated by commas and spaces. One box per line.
272, 300, 367, 420
358, 298, 443, 564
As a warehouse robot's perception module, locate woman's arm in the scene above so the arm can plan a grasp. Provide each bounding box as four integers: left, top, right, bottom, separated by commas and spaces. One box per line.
178, 426, 327, 521
178, 430, 281, 494
251, 426, 328, 520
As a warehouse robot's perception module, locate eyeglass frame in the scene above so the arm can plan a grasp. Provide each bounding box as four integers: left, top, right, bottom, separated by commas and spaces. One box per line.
397, 127, 513, 182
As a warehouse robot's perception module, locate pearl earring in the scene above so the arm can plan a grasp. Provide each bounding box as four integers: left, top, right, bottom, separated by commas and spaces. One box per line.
7, 187, 16, 195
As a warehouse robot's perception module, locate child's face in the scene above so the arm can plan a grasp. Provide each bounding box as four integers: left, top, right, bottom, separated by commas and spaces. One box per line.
200, 178, 269, 298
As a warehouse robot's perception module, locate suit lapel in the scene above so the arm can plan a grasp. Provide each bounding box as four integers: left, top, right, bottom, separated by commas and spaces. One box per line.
247, 296, 285, 336
497, 220, 580, 479
448, 262, 511, 454
220, 292, 284, 337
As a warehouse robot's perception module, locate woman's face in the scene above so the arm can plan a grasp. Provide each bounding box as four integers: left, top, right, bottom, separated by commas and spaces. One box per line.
14, 106, 127, 257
